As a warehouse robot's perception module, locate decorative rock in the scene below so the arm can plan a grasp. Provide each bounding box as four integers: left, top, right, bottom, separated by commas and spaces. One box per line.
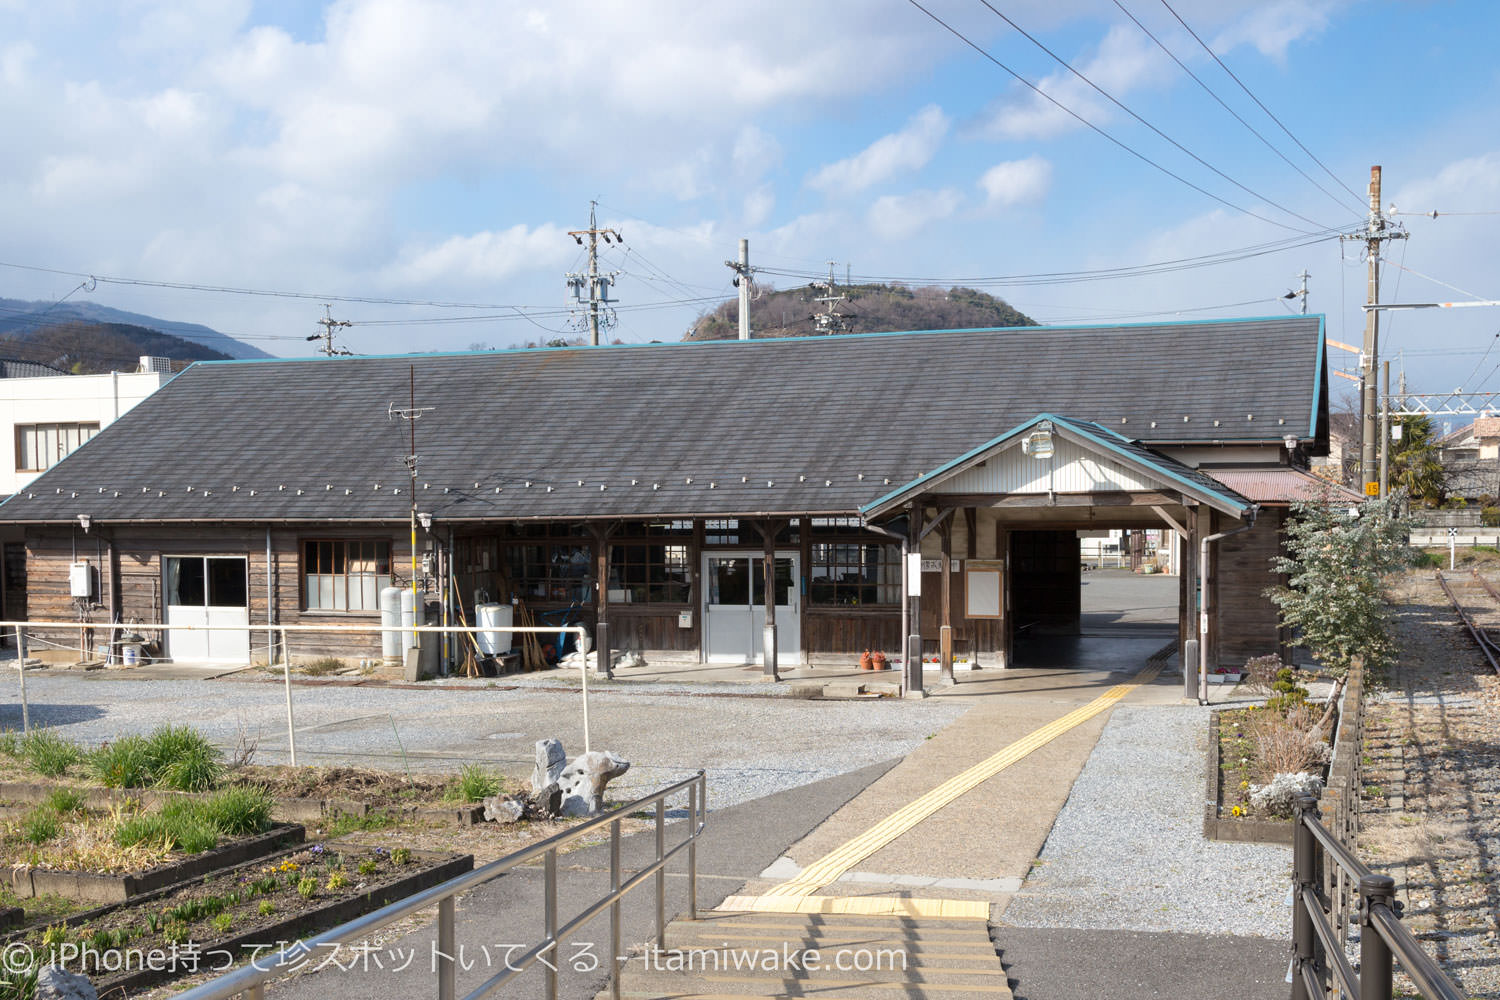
482, 796, 525, 824
557, 751, 630, 816
531, 738, 566, 795
531, 781, 562, 818
36, 966, 98, 1000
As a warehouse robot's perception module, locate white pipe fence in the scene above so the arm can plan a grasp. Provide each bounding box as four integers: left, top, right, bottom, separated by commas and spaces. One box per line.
3, 620, 592, 765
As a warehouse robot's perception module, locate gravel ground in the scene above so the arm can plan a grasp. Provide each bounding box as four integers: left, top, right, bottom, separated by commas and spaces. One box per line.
0, 669, 964, 811
1360, 571, 1500, 999
1002, 703, 1292, 938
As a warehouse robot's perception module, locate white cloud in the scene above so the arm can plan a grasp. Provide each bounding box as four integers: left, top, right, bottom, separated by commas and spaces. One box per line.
977, 24, 1169, 141
1212, 1, 1335, 61
384, 224, 573, 286
808, 105, 949, 195
867, 188, 962, 240
743, 184, 775, 228
732, 125, 783, 182
979, 157, 1052, 208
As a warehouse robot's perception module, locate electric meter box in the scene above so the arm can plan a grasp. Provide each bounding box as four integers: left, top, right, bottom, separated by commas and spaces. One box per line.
69, 561, 94, 599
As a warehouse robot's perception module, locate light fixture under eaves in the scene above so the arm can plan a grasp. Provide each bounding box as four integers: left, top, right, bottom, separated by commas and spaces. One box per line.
1021, 420, 1055, 460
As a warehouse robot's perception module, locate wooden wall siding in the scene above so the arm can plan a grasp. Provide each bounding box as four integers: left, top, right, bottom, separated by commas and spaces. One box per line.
608, 607, 696, 652
940, 437, 1169, 495
1216, 510, 1285, 666
23, 525, 410, 661
1009, 530, 1081, 633
805, 608, 902, 657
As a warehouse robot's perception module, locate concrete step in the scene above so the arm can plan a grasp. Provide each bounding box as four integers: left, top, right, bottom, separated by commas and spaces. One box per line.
605, 911, 1012, 1000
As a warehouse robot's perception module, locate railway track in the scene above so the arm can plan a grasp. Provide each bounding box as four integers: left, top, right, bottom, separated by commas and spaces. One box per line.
1433, 569, 1500, 674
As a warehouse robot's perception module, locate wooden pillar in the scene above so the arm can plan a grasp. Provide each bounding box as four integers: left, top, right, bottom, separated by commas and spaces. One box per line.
692, 519, 705, 663
998, 525, 1011, 669
906, 506, 924, 695
589, 523, 618, 679
760, 519, 782, 680
940, 517, 954, 684
799, 517, 811, 668
1180, 503, 1198, 667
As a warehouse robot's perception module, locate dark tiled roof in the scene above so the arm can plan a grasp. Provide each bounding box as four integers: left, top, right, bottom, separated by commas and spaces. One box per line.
0, 317, 1324, 523
0, 358, 70, 378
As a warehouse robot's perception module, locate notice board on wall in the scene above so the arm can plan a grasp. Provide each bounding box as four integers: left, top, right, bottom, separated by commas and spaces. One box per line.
965, 560, 1003, 619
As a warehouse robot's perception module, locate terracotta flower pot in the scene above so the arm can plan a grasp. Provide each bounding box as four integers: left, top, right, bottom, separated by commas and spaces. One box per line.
871, 650, 889, 671
859, 649, 873, 671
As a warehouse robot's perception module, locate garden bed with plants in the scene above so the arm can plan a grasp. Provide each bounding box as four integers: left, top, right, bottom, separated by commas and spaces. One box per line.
1204, 657, 1340, 844
0, 841, 471, 998
0, 725, 516, 829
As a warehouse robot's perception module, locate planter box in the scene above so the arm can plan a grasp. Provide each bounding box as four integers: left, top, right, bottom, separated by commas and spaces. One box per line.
1206, 672, 1242, 684
5, 824, 305, 903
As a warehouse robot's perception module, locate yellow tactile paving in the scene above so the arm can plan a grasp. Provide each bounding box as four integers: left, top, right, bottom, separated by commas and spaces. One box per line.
718, 894, 992, 919
750, 661, 1161, 901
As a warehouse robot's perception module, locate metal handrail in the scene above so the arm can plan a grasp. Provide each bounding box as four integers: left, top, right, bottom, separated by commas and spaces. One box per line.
1292, 796, 1466, 1000
173, 770, 707, 1000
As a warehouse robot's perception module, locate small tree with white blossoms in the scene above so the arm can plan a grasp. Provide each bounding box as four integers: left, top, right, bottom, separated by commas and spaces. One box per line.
1265, 489, 1413, 679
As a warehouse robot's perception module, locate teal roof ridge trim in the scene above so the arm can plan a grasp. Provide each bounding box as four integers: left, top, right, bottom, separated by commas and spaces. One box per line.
187, 312, 1328, 367
860, 412, 1253, 518
1310, 313, 1326, 440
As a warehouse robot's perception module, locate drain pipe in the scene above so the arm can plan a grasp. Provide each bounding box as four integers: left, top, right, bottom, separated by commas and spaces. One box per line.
1198, 506, 1259, 704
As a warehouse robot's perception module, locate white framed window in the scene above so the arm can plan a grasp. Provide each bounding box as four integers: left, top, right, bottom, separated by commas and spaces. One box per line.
303, 539, 392, 612
16, 422, 100, 472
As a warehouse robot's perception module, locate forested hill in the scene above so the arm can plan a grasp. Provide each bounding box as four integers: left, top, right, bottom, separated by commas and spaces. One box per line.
0, 320, 232, 374
686, 284, 1037, 341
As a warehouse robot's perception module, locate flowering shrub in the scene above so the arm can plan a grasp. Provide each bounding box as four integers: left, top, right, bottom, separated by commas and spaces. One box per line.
1249, 772, 1323, 817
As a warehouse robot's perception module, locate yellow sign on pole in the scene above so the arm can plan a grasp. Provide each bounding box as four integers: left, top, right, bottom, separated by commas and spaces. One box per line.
1364, 482, 1379, 496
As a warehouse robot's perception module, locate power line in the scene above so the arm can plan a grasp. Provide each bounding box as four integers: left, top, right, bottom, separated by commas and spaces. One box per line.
1111, 0, 1364, 220
1158, 0, 1365, 208
752, 229, 1340, 288
975, 0, 1338, 233
906, 0, 1326, 235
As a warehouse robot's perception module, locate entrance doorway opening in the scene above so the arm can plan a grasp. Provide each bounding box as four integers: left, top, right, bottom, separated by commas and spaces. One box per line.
1009, 528, 1179, 668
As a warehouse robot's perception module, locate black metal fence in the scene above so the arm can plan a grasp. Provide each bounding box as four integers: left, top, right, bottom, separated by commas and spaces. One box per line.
1291, 795, 1464, 1000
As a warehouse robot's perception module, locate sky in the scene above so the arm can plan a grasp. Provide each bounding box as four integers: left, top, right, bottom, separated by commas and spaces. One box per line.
1, 0, 1498, 411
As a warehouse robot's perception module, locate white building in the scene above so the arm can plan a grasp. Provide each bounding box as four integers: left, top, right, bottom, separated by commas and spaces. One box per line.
0, 364, 166, 496
1, 359, 167, 629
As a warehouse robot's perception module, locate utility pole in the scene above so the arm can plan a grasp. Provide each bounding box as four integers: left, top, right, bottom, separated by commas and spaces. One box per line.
811, 261, 850, 335
1342, 166, 1407, 497
308, 304, 353, 356
566, 201, 623, 346
725, 239, 753, 339
1295, 271, 1309, 314
388, 371, 436, 604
